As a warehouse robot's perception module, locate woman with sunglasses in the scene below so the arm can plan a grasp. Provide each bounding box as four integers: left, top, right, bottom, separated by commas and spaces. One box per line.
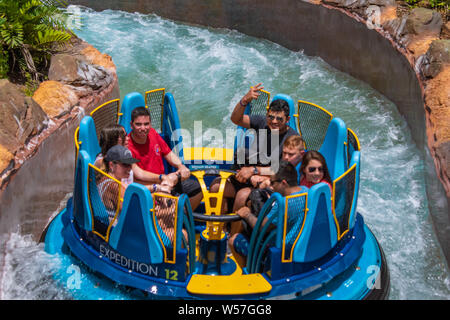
299, 150, 332, 190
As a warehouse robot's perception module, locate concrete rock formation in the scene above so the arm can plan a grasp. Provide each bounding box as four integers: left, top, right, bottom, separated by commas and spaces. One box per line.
321, 2, 449, 198
420, 39, 450, 78
383, 7, 443, 58
32, 80, 79, 118
423, 61, 450, 195
0, 79, 48, 157
0, 37, 119, 189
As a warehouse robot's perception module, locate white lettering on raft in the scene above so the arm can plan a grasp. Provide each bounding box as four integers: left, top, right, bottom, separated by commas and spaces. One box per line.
100, 244, 158, 276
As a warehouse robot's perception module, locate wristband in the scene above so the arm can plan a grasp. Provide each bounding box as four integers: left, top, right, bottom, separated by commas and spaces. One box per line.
159, 174, 163, 182
239, 99, 247, 107
152, 184, 157, 193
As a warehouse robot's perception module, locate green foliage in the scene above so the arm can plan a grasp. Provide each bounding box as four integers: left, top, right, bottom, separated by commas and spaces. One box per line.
0, 0, 73, 82
0, 47, 8, 78
428, 0, 449, 9
22, 76, 39, 96
405, 0, 449, 9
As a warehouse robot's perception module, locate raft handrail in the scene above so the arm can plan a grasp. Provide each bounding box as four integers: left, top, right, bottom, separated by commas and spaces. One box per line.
247, 193, 283, 273
179, 193, 196, 274
151, 192, 180, 264
87, 163, 124, 242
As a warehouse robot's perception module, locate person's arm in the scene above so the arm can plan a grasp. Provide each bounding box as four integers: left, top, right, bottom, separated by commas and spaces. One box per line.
236, 205, 275, 230
131, 163, 162, 184
235, 165, 274, 183
164, 151, 190, 181
249, 175, 271, 189
230, 83, 264, 128
236, 207, 259, 229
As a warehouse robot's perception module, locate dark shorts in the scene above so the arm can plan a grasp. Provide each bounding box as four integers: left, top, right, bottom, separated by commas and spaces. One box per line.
174, 178, 202, 198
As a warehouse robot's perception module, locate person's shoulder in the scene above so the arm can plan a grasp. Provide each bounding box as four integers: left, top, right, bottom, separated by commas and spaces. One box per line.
148, 127, 159, 137
127, 133, 140, 149
249, 114, 266, 129
286, 126, 299, 136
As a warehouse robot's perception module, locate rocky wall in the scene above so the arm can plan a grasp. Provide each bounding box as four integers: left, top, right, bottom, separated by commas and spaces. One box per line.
0, 37, 120, 239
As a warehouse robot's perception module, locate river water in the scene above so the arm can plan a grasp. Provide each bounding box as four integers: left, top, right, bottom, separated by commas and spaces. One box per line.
0, 6, 449, 300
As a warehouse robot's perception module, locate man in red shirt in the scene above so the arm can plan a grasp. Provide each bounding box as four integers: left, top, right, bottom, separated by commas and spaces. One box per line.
127, 107, 202, 209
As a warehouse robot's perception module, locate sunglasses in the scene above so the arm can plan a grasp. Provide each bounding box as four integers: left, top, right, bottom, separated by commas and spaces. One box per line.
307, 166, 324, 173
267, 114, 285, 122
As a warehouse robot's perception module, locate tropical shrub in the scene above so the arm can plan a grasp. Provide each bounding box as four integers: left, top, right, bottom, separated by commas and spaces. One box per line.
0, 0, 73, 83
405, 0, 449, 9
0, 47, 8, 78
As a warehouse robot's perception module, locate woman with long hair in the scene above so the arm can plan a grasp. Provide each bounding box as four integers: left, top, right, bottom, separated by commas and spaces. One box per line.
299, 150, 332, 190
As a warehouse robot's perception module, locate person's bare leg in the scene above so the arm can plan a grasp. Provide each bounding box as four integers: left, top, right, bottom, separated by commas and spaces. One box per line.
228, 233, 247, 269
233, 187, 252, 212
189, 191, 203, 211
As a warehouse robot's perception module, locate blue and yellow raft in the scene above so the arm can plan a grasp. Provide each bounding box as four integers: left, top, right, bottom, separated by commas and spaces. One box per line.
44, 89, 389, 299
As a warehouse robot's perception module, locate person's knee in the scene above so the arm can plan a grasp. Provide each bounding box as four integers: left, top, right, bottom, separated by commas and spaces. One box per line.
233, 188, 251, 211
209, 178, 221, 192
236, 188, 251, 200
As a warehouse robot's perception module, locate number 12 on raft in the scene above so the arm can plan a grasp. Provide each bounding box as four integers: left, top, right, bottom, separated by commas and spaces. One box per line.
165, 269, 178, 281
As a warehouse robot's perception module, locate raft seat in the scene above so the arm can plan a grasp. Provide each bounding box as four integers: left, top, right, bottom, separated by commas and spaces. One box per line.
73, 144, 169, 265
319, 117, 347, 181
291, 183, 338, 263
247, 186, 338, 280
118, 91, 179, 174
78, 116, 101, 164
108, 183, 165, 264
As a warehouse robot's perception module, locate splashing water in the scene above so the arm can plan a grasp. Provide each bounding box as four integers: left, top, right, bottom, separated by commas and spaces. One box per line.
1, 6, 449, 300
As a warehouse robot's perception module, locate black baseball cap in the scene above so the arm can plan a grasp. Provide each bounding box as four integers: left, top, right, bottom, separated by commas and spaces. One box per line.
104, 145, 140, 165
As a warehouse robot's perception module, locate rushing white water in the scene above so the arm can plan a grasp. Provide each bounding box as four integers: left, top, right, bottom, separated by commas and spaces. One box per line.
1, 6, 449, 300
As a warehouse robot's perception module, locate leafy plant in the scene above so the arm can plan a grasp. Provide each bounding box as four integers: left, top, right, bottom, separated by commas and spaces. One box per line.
405, 0, 449, 9
0, 47, 8, 78
0, 0, 73, 82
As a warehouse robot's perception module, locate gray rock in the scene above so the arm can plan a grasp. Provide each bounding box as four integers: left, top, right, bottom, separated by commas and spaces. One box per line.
323, 0, 395, 8
48, 54, 80, 83
421, 39, 450, 78
383, 8, 442, 48
49, 53, 112, 87
404, 8, 443, 36
0, 79, 48, 153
